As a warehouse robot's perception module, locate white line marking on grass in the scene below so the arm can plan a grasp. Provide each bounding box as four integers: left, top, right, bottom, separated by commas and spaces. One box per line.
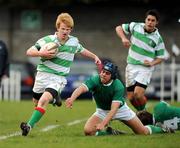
67, 118, 87, 126
0, 118, 87, 140
41, 118, 87, 132
41, 125, 60, 132
0, 131, 21, 140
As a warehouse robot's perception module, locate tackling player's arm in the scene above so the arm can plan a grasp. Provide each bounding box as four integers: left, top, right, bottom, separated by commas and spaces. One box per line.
96, 102, 120, 130
65, 84, 88, 108
80, 49, 101, 65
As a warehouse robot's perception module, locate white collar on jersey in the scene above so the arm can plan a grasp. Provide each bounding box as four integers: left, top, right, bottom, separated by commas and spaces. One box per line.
103, 80, 113, 86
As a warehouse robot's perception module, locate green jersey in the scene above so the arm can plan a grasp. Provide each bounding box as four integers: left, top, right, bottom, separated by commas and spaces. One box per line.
84, 75, 125, 110
34, 33, 84, 76
153, 101, 180, 130
122, 22, 166, 66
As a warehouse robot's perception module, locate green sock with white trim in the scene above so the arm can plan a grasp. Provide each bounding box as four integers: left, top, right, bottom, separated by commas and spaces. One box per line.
146, 125, 164, 134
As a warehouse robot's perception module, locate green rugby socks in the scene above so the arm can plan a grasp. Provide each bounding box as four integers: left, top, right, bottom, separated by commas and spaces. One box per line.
27, 107, 46, 128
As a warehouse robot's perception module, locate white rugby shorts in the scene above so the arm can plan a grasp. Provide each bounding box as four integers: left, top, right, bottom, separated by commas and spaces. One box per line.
93, 103, 136, 121
33, 71, 67, 94
125, 64, 153, 87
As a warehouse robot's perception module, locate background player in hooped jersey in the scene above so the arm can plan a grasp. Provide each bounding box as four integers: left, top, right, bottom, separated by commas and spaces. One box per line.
20, 12, 101, 136
115, 9, 167, 111
137, 101, 180, 131
65, 61, 173, 136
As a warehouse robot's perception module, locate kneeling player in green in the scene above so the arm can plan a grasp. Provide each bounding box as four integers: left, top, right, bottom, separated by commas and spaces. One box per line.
137, 101, 180, 131
65, 61, 173, 136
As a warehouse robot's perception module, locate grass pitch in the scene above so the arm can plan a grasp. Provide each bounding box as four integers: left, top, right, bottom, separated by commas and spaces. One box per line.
0, 100, 180, 148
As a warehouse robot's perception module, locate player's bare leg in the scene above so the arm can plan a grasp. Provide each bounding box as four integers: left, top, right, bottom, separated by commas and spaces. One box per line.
123, 116, 149, 134
84, 115, 102, 136
128, 86, 147, 111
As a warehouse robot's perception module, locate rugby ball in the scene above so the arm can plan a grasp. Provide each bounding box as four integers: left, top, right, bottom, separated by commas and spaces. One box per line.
40, 42, 59, 59
131, 96, 147, 110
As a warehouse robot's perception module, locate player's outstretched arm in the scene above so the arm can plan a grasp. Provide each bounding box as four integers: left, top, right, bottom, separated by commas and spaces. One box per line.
65, 84, 88, 109
80, 49, 101, 65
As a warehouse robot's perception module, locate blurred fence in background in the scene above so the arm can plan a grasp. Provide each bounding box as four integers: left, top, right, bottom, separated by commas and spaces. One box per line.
0, 71, 21, 101
177, 71, 180, 102
146, 62, 180, 102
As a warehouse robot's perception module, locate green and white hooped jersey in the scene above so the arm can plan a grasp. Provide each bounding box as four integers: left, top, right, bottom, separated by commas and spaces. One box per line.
34, 33, 84, 76
122, 22, 166, 66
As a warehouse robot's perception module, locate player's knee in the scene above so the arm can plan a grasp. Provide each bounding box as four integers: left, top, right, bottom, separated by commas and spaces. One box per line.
38, 97, 50, 107
134, 92, 143, 100
84, 127, 95, 136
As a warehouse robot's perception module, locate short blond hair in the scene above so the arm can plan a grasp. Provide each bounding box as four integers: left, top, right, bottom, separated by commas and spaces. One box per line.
56, 13, 74, 29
